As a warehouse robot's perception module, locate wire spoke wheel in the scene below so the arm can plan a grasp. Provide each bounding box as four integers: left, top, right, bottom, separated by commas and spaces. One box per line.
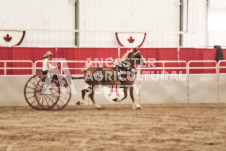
34, 75, 60, 110
24, 75, 44, 110
24, 74, 71, 111
49, 76, 71, 111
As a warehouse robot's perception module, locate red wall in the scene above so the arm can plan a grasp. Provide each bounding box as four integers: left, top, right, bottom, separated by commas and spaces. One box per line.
0, 47, 226, 75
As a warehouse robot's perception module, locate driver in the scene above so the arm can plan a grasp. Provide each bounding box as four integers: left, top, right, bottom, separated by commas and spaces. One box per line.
42, 51, 57, 75
42, 51, 59, 88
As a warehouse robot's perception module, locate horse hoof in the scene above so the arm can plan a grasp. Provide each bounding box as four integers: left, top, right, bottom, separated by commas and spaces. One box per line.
133, 104, 142, 109
113, 98, 118, 102
136, 106, 142, 110
76, 101, 80, 105
97, 107, 104, 110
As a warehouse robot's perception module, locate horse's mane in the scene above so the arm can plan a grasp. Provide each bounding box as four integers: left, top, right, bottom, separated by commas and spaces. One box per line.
120, 49, 134, 62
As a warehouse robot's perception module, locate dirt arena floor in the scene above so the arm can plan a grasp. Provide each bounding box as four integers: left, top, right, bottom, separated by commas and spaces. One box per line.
1, 104, 226, 151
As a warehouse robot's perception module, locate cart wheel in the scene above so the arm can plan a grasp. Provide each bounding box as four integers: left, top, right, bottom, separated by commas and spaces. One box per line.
34, 75, 60, 110
49, 76, 71, 111
24, 75, 44, 110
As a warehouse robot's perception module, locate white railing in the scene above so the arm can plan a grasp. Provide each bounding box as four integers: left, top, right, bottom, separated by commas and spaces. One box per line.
218, 60, 226, 73
34, 60, 113, 75
34, 60, 88, 75
1, 60, 226, 75
188, 60, 218, 74
136, 60, 187, 103
0, 60, 33, 75
139, 60, 187, 74
217, 60, 226, 103
186, 60, 218, 103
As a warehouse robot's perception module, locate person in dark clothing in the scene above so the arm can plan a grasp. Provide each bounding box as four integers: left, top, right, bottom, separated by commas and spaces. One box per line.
214, 45, 224, 61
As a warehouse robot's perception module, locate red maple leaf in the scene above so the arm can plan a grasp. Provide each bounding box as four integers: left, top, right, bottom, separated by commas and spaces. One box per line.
128, 36, 135, 43
4, 34, 12, 42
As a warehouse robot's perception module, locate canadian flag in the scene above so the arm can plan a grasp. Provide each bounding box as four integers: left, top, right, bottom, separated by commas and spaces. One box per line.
0, 31, 25, 46
116, 32, 146, 48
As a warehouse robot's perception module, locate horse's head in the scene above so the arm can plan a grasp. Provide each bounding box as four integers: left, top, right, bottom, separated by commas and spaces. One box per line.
121, 48, 146, 68
132, 48, 146, 67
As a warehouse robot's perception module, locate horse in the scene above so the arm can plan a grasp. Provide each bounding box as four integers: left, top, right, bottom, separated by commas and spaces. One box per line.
76, 48, 146, 109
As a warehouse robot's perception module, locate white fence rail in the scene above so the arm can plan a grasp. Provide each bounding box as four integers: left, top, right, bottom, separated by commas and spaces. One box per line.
34, 60, 88, 75
0, 60, 33, 75
33, 60, 113, 75
1, 60, 226, 75
218, 60, 226, 73
139, 60, 187, 74
188, 60, 218, 74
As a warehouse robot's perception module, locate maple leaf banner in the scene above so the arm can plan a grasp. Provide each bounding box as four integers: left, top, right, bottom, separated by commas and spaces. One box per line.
115, 32, 146, 48
0, 31, 25, 47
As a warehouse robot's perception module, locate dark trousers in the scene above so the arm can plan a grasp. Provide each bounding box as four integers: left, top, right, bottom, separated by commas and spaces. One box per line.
42, 70, 48, 75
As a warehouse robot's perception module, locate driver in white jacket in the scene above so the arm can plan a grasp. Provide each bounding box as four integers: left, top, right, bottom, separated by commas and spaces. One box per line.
42, 51, 57, 75
41, 51, 59, 94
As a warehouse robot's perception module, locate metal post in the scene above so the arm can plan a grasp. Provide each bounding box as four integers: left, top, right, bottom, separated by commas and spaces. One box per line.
4, 61, 6, 75
61, 61, 63, 74
217, 61, 223, 103
137, 65, 141, 104
217, 61, 219, 103
187, 61, 190, 103
118, 47, 121, 58
163, 62, 165, 74
32, 63, 35, 75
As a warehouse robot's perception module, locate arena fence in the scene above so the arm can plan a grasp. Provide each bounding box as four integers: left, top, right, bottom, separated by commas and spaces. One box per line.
0, 60, 33, 75
1, 60, 226, 106
0, 60, 225, 75
1, 47, 226, 74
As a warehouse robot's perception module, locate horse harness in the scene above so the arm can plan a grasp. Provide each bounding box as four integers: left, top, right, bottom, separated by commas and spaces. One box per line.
86, 58, 137, 85
111, 58, 137, 85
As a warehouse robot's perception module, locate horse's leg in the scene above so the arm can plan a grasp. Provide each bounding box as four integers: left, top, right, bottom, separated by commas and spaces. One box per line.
88, 91, 103, 109
117, 87, 128, 102
130, 86, 142, 109
76, 88, 90, 105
